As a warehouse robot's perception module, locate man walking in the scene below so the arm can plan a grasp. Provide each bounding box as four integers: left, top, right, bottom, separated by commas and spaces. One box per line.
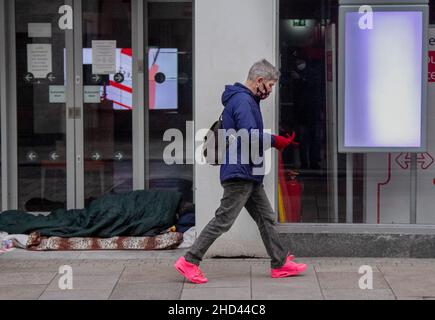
175, 59, 307, 284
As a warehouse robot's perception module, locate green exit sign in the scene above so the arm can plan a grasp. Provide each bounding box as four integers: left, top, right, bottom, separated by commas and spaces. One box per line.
293, 19, 306, 27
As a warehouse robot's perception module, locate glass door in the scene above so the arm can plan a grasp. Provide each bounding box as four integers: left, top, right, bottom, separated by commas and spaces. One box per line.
8, 0, 192, 211
13, 0, 73, 211
75, 0, 133, 207
10, 0, 134, 211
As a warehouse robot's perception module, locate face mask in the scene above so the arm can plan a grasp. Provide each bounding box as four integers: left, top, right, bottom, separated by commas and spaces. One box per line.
256, 81, 270, 100
296, 62, 306, 71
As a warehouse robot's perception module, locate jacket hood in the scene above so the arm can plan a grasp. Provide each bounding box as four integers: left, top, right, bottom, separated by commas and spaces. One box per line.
221, 82, 259, 106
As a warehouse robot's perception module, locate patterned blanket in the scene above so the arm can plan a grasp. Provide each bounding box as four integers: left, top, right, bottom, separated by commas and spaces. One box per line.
26, 231, 183, 251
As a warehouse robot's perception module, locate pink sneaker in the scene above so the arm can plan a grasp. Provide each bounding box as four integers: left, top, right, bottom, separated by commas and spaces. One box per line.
271, 259, 307, 278
174, 256, 208, 284
287, 254, 295, 261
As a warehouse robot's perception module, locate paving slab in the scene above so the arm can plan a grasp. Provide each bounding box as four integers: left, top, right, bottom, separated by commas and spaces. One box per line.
381, 273, 435, 297
78, 249, 188, 260
57, 264, 125, 276
378, 264, 435, 274
120, 265, 182, 285
181, 287, 251, 300
45, 274, 120, 291
0, 285, 47, 300
39, 289, 112, 300
183, 262, 251, 289
110, 283, 183, 300
322, 289, 395, 300
396, 296, 425, 300
252, 283, 323, 300
317, 271, 390, 289
0, 271, 56, 286
314, 264, 381, 273
0, 250, 83, 260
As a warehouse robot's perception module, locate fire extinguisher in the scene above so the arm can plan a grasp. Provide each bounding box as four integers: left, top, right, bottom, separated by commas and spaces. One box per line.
285, 170, 303, 222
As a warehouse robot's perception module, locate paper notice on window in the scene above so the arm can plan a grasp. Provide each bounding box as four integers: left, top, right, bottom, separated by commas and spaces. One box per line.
84, 86, 101, 103
92, 40, 116, 75
28, 23, 52, 38
49, 86, 66, 103
27, 44, 52, 78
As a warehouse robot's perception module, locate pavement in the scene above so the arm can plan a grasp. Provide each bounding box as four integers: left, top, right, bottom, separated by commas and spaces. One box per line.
1, 248, 435, 300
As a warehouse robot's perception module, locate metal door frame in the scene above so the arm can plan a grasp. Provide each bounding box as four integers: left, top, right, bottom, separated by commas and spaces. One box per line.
0, 0, 8, 210
72, 0, 83, 208
4, 0, 18, 209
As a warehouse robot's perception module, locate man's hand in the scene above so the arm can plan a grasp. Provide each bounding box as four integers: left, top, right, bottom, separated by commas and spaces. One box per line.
273, 132, 298, 151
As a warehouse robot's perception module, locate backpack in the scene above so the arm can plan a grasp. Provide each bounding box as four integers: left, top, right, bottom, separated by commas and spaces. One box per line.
202, 112, 228, 166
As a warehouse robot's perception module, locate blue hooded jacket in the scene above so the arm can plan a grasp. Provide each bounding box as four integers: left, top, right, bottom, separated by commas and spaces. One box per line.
220, 82, 276, 185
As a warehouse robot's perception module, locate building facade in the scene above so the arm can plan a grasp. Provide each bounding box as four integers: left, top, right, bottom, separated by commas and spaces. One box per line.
1, 0, 435, 257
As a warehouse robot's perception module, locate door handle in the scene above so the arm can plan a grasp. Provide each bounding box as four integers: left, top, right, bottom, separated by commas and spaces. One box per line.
68, 107, 81, 119
68, 107, 74, 119
74, 107, 81, 119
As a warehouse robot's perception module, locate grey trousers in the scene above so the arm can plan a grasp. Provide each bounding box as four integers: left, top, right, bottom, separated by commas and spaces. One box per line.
185, 178, 287, 269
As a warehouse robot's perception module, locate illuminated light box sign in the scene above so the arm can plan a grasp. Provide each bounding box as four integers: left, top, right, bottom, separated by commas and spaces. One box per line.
338, 2, 428, 152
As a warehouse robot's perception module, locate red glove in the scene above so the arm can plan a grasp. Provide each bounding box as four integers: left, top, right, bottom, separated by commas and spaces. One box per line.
273, 132, 297, 151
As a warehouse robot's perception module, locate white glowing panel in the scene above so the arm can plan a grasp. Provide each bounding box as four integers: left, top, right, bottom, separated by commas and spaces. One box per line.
341, 10, 426, 151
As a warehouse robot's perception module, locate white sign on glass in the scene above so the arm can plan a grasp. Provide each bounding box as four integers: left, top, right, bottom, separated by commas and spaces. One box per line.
27, 44, 52, 78
84, 86, 101, 103
49, 86, 66, 103
92, 40, 116, 75
28, 23, 52, 38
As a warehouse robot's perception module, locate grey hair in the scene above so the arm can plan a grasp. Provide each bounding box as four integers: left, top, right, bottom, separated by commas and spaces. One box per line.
247, 59, 281, 81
